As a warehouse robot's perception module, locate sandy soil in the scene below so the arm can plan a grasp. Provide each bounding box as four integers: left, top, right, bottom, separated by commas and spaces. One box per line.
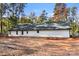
0, 37, 79, 56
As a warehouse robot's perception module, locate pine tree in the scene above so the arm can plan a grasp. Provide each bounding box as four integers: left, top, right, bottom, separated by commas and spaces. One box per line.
39, 10, 47, 24
29, 11, 36, 24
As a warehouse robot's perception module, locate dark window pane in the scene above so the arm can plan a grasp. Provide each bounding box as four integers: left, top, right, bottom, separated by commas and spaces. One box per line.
16, 31, 18, 35
22, 31, 23, 35
37, 30, 39, 33
26, 31, 28, 34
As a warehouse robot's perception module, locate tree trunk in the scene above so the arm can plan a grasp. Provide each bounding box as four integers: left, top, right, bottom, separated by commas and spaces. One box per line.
1, 21, 2, 34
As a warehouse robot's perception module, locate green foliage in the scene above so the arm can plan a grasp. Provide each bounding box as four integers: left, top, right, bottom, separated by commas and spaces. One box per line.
46, 18, 53, 24
40, 10, 47, 20
36, 17, 44, 24
29, 11, 36, 24
18, 18, 33, 24
0, 3, 8, 33
36, 10, 48, 24
9, 16, 18, 27
0, 3, 26, 34
0, 3, 79, 37
0, 19, 13, 34
70, 21, 79, 36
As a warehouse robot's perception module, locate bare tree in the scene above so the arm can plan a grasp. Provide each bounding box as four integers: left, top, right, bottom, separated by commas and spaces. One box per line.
7, 3, 26, 26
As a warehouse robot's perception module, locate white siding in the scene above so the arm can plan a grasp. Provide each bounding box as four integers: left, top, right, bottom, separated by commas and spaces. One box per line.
8, 30, 70, 37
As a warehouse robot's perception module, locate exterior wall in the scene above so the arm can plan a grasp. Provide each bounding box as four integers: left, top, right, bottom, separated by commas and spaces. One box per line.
8, 30, 70, 37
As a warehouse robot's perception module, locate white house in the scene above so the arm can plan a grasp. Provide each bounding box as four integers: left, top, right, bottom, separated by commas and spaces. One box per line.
8, 23, 71, 38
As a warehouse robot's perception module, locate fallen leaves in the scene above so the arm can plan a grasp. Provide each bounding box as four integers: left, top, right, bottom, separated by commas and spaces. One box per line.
0, 37, 79, 55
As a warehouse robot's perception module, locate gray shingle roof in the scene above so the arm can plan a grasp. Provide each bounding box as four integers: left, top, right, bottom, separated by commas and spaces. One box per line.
9, 23, 70, 31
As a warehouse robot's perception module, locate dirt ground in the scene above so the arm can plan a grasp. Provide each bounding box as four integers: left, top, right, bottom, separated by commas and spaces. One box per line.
0, 37, 79, 56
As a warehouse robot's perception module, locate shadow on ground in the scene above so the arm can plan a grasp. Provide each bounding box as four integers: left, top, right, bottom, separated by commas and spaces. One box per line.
0, 42, 38, 56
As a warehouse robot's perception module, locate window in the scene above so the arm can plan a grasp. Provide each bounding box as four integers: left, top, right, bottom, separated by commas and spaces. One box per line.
26, 31, 28, 34
16, 31, 18, 35
37, 30, 39, 33
22, 30, 23, 35
9, 31, 11, 34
